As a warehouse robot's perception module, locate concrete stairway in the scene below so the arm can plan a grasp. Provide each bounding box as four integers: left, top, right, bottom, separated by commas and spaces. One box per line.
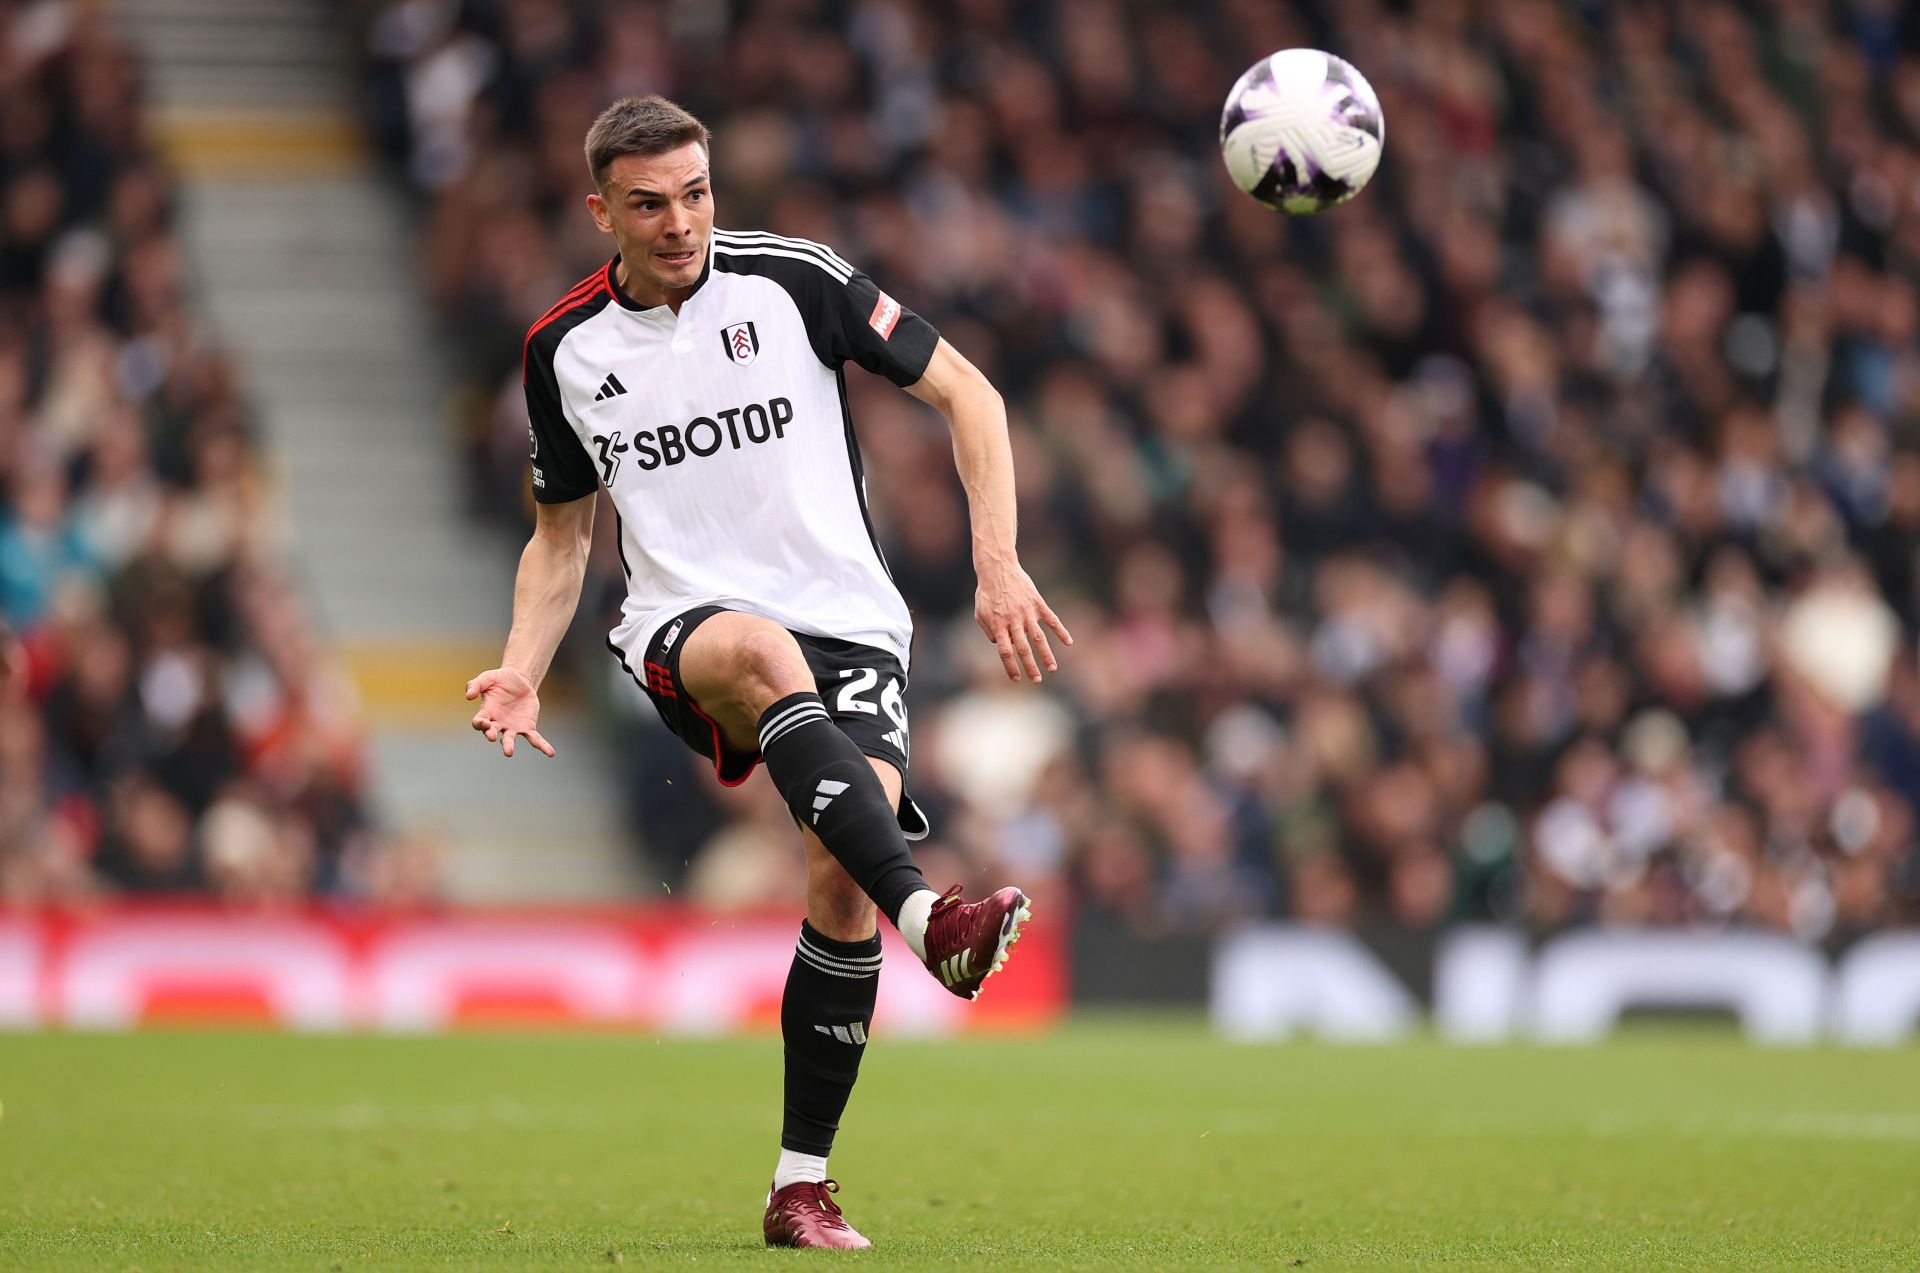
116, 0, 640, 900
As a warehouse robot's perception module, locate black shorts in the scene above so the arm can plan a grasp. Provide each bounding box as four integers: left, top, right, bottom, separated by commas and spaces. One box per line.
625, 604, 929, 839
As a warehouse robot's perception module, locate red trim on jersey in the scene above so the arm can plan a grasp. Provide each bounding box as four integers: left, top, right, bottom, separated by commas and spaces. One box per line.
521, 266, 612, 379
529, 269, 605, 332
540, 264, 608, 319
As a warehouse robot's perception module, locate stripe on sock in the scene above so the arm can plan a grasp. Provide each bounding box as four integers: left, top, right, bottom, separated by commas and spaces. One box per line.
756, 699, 821, 743
759, 704, 831, 750
795, 947, 880, 980
797, 931, 882, 975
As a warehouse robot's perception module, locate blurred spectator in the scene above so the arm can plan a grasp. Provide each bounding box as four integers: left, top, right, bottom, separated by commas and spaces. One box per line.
361, 0, 1920, 937
0, 5, 408, 907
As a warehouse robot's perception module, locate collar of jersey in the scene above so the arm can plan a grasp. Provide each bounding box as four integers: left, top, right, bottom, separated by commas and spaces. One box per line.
606, 241, 712, 315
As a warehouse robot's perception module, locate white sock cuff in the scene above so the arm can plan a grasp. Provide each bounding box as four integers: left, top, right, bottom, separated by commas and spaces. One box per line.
895, 888, 940, 962
773, 1148, 830, 1191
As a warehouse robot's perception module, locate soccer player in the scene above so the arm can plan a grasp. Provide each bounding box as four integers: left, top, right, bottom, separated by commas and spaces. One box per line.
464, 96, 1070, 1250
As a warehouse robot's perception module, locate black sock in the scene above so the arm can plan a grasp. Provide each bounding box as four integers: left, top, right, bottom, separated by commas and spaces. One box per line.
757, 692, 928, 922
781, 920, 882, 1155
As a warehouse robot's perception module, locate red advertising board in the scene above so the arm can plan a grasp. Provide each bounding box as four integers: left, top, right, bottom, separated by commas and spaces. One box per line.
0, 903, 1064, 1033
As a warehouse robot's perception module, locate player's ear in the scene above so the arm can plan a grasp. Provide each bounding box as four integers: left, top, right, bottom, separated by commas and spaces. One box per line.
586, 190, 613, 234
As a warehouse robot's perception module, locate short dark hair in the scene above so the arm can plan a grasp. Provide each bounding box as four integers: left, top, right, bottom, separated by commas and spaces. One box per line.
584, 95, 711, 189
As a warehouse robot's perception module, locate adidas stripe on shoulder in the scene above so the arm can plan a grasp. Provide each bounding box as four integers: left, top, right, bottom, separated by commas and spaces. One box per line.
714, 228, 855, 273
712, 229, 854, 283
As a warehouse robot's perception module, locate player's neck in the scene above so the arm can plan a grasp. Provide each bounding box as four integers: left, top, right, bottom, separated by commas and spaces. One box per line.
613, 257, 693, 314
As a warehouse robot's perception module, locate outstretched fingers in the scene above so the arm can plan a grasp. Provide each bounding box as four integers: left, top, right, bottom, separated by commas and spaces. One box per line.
992, 626, 1022, 682
1040, 600, 1073, 648
1028, 620, 1057, 674
1011, 620, 1045, 682
991, 617, 1046, 683
465, 674, 552, 758
483, 721, 554, 759
985, 593, 1073, 684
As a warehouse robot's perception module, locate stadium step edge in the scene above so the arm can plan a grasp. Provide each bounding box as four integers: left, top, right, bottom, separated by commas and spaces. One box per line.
339, 639, 582, 727
154, 105, 365, 177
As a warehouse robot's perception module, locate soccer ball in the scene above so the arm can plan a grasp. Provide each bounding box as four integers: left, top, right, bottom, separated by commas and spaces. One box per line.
1219, 49, 1384, 214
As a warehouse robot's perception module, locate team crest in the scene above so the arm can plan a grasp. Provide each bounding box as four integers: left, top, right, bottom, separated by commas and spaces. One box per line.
721, 321, 760, 366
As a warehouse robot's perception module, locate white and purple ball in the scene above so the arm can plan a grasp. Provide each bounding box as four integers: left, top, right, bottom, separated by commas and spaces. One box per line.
1220, 49, 1384, 214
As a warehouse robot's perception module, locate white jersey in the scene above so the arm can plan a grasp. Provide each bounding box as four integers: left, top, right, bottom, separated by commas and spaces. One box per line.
522, 229, 940, 672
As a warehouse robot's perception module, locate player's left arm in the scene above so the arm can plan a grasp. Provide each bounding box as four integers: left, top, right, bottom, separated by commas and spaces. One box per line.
906, 339, 1072, 684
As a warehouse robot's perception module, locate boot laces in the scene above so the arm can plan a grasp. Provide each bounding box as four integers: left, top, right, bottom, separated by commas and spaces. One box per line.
794, 1179, 847, 1224
927, 883, 967, 928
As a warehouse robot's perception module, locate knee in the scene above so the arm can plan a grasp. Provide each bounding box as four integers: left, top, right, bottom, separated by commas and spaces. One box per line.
734, 628, 812, 708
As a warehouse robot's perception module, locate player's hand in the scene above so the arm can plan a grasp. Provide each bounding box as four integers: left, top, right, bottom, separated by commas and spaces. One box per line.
465, 666, 555, 758
975, 558, 1072, 684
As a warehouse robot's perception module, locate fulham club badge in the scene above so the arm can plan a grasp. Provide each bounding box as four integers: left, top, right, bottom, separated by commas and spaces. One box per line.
721, 321, 759, 366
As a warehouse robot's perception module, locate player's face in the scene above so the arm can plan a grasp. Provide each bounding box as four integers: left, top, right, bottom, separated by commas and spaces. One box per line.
587, 143, 714, 306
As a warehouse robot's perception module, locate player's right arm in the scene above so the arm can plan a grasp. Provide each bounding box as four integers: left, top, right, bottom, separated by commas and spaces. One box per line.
465, 494, 595, 758
467, 312, 606, 758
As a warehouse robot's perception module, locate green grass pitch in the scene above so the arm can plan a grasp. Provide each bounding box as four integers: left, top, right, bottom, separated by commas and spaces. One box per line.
2, 1019, 1916, 1269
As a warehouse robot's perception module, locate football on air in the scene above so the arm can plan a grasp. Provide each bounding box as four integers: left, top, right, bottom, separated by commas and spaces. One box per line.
1221, 48, 1385, 214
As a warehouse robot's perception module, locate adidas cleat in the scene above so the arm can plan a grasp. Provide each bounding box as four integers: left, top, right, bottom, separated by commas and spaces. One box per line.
763, 1178, 871, 1249
920, 883, 1032, 1001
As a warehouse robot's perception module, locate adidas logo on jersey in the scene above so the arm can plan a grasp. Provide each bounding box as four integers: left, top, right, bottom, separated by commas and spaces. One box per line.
593, 372, 628, 401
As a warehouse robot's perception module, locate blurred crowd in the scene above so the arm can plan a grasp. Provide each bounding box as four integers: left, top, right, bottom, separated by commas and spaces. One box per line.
0, 3, 409, 907
360, 0, 1920, 939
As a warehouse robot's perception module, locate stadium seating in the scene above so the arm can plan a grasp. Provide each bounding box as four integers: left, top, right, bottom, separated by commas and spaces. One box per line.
0, 5, 395, 905
354, 0, 1920, 938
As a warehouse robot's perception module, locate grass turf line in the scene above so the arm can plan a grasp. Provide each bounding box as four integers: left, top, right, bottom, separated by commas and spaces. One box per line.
1, 1022, 1916, 1269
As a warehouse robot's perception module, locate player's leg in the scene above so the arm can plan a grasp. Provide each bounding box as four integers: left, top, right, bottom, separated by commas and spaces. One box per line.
777, 758, 889, 1177
676, 611, 938, 940
793, 632, 1034, 1004
674, 610, 1032, 1003
764, 760, 891, 1253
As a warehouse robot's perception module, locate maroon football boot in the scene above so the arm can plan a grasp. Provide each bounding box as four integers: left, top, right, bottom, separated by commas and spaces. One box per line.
920, 883, 1032, 1000
763, 1178, 871, 1249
